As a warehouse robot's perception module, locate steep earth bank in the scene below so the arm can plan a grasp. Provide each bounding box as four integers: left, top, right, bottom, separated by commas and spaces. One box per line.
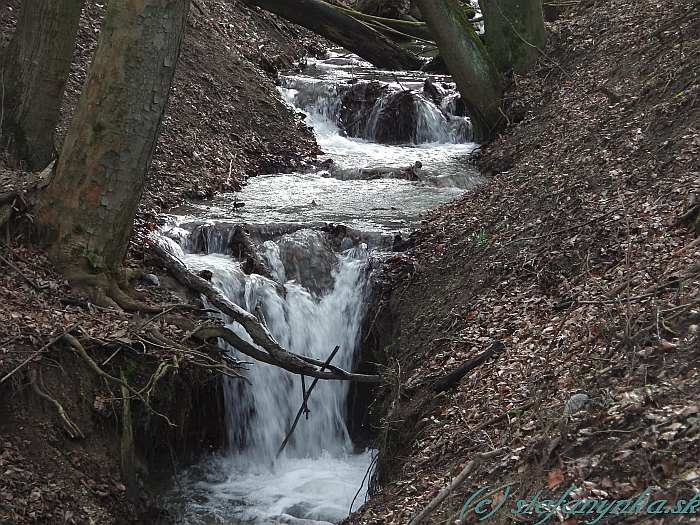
347, 1, 700, 523
0, 1, 324, 523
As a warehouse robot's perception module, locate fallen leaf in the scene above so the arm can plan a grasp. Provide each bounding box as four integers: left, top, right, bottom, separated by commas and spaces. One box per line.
613, 450, 633, 461
659, 459, 676, 477
548, 469, 565, 489
491, 491, 505, 510
657, 340, 677, 354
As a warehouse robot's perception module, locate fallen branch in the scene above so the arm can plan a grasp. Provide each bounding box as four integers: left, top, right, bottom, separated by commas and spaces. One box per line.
248, 0, 423, 70
29, 368, 84, 439
152, 242, 380, 382
0, 252, 42, 292
277, 346, 340, 458
407, 448, 506, 525
433, 341, 504, 392
63, 334, 176, 426
195, 325, 379, 382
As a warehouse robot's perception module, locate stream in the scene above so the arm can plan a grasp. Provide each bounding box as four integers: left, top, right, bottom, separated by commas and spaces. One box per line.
154, 50, 481, 524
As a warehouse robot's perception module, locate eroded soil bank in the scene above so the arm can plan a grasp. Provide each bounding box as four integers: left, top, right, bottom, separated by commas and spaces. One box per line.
346, 1, 700, 524
0, 1, 323, 523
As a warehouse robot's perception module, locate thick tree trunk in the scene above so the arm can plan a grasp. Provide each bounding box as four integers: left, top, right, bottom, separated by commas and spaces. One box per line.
481, 0, 547, 74
0, 0, 84, 171
413, 0, 503, 142
33, 0, 190, 281
247, 0, 423, 70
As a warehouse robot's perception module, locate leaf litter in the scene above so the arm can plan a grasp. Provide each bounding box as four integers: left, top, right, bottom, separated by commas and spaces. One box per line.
346, 0, 700, 524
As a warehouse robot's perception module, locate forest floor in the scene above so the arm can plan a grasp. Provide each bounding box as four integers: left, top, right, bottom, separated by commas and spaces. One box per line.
344, 0, 700, 524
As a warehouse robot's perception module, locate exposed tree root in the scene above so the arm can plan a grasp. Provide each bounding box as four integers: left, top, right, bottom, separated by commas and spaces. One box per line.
108, 280, 168, 313
119, 371, 140, 504
63, 334, 176, 427
139, 356, 179, 400
29, 368, 84, 439
1, 321, 84, 384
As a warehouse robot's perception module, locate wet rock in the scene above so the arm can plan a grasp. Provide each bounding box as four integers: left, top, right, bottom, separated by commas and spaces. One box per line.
277, 230, 338, 296
339, 83, 428, 144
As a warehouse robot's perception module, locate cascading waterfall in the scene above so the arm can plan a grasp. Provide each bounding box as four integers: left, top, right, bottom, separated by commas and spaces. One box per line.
156, 50, 482, 525
157, 228, 374, 523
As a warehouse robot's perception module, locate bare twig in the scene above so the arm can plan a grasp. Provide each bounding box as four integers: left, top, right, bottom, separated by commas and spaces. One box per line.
276, 346, 340, 458
0, 321, 84, 384
407, 448, 506, 525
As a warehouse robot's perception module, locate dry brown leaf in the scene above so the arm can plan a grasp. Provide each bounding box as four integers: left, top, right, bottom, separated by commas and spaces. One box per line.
659, 458, 676, 477
491, 491, 505, 510
613, 450, 633, 462
548, 469, 565, 489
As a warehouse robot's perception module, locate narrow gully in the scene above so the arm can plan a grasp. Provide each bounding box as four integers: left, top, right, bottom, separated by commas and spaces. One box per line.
153, 50, 481, 524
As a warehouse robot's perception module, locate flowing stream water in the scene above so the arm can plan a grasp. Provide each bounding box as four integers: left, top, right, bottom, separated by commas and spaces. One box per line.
155, 50, 481, 524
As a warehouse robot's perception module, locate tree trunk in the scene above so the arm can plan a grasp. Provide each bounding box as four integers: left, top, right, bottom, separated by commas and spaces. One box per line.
412, 0, 503, 142
247, 0, 423, 70
0, 0, 84, 171
33, 0, 190, 284
481, 0, 547, 74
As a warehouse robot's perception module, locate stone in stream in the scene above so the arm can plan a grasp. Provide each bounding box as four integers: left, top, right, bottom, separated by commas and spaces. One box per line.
337, 82, 435, 144
277, 230, 339, 296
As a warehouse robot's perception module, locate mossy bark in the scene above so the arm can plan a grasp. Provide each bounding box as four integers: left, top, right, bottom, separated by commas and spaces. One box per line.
413, 0, 503, 142
32, 0, 190, 281
0, 0, 84, 171
481, 0, 547, 74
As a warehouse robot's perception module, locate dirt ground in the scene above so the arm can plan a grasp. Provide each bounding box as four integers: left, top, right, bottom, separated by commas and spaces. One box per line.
344, 1, 700, 524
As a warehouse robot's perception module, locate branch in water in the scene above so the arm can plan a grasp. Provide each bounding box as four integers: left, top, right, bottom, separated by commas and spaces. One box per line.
151, 242, 381, 383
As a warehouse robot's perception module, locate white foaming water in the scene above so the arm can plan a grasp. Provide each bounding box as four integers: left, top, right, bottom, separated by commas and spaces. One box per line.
158, 51, 483, 523
158, 234, 374, 524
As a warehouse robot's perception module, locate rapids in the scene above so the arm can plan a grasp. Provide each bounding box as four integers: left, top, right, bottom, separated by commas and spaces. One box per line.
155, 50, 480, 524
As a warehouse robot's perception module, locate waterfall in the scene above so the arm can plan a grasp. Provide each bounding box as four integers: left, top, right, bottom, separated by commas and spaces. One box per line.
157, 49, 482, 525
159, 227, 374, 523
280, 77, 473, 146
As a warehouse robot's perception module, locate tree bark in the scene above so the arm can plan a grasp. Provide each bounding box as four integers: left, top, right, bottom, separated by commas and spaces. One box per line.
481, 0, 547, 74
0, 0, 85, 171
412, 0, 503, 142
33, 0, 190, 282
247, 0, 423, 70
